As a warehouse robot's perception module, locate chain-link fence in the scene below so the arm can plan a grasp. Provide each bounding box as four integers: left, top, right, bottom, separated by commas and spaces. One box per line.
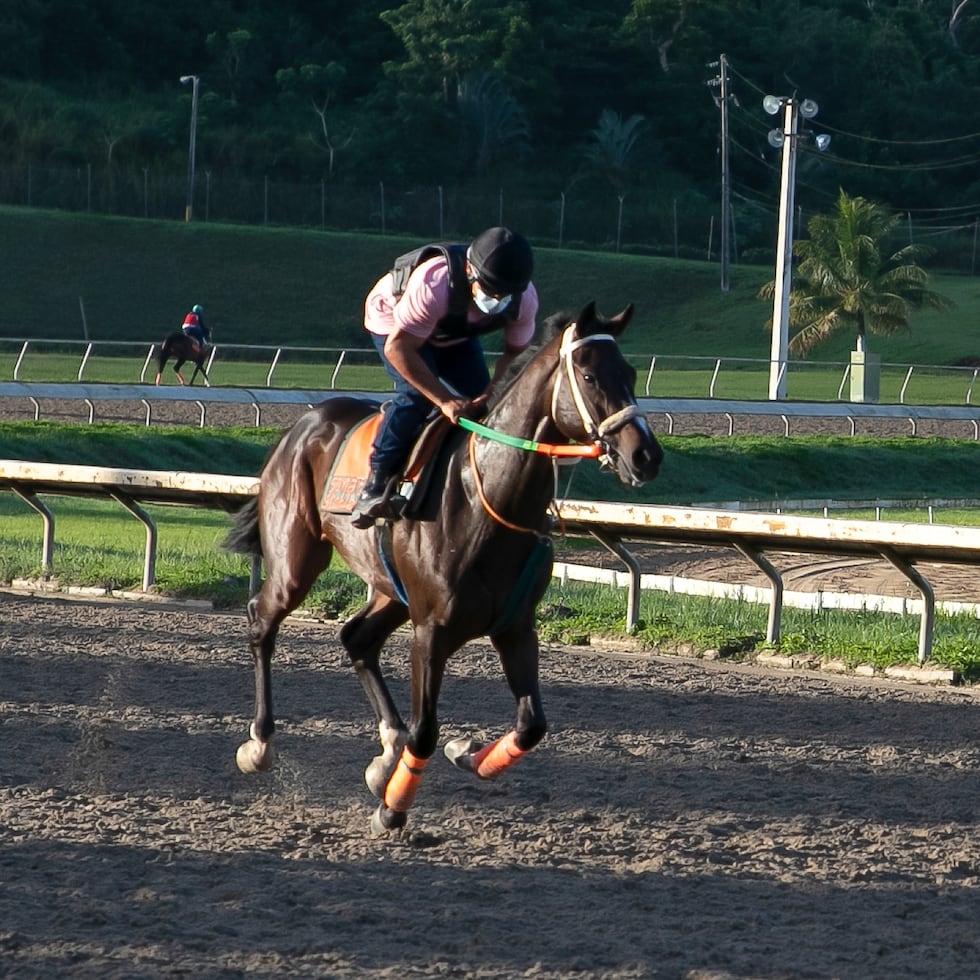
4, 161, 979, 273
0, 161, 721, 255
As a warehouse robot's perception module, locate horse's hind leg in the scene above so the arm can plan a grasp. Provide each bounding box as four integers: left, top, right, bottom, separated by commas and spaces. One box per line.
173, 356, 187, 385
235, 525, 333, 775
339, 595, 411, 798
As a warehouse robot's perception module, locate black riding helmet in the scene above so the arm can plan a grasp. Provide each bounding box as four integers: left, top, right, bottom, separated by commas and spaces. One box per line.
467, 226, 533, 296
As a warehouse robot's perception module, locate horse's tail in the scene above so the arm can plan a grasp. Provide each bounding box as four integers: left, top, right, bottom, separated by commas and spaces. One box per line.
222, 429, 293, 558
223, 496, 263, 557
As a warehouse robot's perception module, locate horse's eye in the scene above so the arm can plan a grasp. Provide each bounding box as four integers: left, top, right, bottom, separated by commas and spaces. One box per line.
581, 373, 596, 386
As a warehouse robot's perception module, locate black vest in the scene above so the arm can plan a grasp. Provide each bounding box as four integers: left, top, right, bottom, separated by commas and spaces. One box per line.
390, 242, 521, 343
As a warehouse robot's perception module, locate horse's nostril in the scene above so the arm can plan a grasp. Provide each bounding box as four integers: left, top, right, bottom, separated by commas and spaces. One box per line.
638, 445, 661, 465
634, 444, 663, 477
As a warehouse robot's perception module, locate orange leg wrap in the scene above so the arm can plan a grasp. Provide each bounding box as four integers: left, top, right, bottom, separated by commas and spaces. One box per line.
471, 730, 527, 779
383, 746, 429, 812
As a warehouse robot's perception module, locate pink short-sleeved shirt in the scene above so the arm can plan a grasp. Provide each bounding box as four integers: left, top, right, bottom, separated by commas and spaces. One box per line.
364, 256, 537, 349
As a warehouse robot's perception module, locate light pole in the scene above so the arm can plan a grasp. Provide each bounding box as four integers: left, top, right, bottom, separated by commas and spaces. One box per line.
763, 95, 829, 399
180, 74, 200, 222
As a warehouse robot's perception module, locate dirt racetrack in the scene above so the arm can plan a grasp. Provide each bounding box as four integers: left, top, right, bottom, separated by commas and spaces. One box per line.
2, 592, 980, 979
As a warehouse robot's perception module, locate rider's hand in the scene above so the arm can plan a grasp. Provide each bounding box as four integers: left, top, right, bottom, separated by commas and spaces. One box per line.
439, 397, 474, 424
469, 393, 491, 420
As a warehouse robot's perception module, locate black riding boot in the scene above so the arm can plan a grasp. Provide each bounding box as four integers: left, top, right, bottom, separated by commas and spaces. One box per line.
351, 468, 404, 529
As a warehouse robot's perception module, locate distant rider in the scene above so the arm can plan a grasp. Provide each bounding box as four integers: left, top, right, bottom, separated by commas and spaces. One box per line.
181, 304, 210, 348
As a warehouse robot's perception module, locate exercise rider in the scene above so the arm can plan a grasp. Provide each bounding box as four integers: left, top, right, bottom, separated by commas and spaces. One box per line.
352, 226, 539, 528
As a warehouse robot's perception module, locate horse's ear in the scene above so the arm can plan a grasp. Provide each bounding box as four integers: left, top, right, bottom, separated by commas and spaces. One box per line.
574, 301, 633, 338
574, 301, 598, 336
606, 303, 634, 337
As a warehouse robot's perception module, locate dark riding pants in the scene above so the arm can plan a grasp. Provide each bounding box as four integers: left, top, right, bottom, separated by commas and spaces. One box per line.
183, 327, 207, 348
368, 332, 490, 475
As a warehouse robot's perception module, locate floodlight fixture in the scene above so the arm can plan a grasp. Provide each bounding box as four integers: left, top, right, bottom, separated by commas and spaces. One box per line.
799, 98, 818, 119
762, 94, 783, 115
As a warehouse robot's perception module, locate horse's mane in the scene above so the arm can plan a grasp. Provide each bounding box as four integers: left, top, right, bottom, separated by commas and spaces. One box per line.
485, 310, 574, 410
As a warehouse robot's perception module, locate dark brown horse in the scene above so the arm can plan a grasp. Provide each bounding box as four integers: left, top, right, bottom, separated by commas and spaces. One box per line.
224, 302, 662, 834
154, 331, 211, 386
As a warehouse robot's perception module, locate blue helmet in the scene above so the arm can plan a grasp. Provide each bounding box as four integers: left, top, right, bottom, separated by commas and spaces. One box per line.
192, 304, 204, 315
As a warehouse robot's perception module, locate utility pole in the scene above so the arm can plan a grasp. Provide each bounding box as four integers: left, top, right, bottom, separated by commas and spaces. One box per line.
719, 53, 732, 294
707, 54, 735, 293
180, 75, 200, 222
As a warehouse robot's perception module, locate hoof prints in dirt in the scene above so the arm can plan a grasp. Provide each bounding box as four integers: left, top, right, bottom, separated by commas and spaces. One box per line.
2, 593, 979, 979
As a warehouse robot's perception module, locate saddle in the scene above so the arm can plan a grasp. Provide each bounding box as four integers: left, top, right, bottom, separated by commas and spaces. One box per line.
319, 408, 457, 521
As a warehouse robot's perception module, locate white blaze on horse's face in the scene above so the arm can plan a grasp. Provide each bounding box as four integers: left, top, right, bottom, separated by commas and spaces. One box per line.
551, 318, 662, 486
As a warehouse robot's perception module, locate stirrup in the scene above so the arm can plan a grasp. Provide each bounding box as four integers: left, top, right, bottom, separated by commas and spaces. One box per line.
351, 487, 407, 529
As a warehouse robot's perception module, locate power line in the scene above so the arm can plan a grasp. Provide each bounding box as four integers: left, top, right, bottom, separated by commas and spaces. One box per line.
814, 149, 980, 172
819, 120, 980, 146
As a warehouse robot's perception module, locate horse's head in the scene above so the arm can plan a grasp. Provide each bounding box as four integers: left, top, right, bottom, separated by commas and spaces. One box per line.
548, 301, 662, 486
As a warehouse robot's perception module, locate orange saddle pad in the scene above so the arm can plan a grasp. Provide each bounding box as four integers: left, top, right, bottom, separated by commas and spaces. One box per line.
319, 411, 454, 517
320, 413, 383, 514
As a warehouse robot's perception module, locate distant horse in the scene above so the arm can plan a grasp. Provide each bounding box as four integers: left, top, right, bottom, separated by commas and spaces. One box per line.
154, 331, 211, 386
224, 301, 662, 834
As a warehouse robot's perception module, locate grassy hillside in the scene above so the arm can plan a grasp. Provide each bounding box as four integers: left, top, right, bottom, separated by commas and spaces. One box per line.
3, 205, 980, 368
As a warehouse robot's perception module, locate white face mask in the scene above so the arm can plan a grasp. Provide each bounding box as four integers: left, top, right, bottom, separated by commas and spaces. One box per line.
472, 283, 511, 316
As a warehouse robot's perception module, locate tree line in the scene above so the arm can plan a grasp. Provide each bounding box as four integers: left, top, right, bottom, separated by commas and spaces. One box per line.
3, 0, 980, 254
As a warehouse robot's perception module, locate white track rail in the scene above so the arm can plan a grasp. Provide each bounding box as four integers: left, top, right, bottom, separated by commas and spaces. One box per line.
2, 460, 979, 663
3, 383, 980, 435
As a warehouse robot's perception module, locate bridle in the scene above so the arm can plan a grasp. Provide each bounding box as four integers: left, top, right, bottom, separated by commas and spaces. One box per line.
550, 324, 643, 465
467, 322, 642, 535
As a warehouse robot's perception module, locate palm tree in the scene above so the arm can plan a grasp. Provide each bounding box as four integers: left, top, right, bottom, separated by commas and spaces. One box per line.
456, 70, 530, 176
759, 190, 952, 358
583, 110, 647, 172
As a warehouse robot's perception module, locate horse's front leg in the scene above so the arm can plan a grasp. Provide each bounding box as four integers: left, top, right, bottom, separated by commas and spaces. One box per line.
188, 359, 210, 387
445, 620, 547, 779
173, 357, 187, 385
370, 625, 452, 834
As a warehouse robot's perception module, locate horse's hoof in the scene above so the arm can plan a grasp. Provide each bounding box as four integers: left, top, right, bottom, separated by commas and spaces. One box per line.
444, 737, 482, 772
236, 738, 274, 773
364, 755, 394, 799
370, 803, 407, 836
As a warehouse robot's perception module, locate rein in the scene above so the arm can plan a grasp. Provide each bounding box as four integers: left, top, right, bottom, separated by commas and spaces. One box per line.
467, 434, 546, 537
457, 416, 601, 458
